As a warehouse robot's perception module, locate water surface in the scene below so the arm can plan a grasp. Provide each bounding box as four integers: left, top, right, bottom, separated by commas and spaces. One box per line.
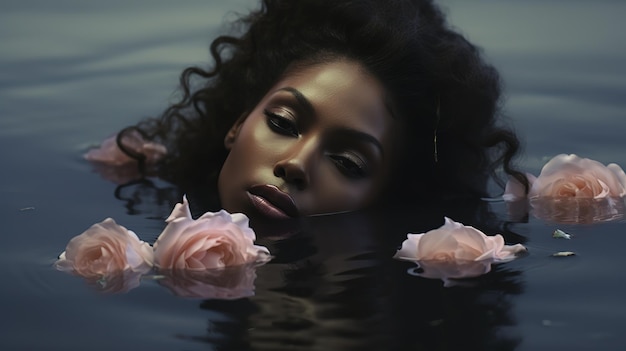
1, 1, 625, 350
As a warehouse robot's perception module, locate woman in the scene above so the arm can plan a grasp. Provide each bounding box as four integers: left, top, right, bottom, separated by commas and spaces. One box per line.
89, 0, 526, 221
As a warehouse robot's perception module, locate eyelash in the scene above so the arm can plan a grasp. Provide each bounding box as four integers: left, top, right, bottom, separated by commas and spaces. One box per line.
328, 153, 368, 179
264, 109, 368, 179
264, 109, 299, 137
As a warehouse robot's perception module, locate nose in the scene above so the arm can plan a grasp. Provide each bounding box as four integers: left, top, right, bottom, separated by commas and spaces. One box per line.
273, 138, 318, 190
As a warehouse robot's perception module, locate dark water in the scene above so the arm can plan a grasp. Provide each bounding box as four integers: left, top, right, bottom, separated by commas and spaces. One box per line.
1, 1, 625, 350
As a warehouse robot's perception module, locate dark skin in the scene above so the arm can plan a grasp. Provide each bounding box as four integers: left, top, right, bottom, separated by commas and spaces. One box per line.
217, 59, 401, 220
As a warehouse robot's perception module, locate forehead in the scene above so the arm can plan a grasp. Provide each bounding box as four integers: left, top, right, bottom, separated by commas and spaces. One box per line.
269, 60, 395, 139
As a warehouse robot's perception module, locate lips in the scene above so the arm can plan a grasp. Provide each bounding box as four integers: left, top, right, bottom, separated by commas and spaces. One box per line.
247, 184, 299, 219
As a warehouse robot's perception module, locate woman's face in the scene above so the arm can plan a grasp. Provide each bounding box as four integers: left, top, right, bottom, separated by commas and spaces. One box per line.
218, 59, 399, 220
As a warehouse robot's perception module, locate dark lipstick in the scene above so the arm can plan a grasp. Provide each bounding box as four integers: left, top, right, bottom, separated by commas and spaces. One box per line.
247, 184, 299, 219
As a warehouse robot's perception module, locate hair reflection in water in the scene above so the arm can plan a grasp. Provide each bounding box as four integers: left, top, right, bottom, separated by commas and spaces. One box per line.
114, 179, 181, 217
113, 195, 525, 351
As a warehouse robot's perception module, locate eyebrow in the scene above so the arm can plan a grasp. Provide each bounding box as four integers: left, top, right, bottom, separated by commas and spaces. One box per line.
277, 87, 315, 114
276, 86, 385, 156
336, 128, 385, 156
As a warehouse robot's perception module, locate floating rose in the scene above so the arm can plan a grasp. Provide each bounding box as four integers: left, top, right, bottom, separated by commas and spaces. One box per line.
394, 217, 526, 286
84, 129, 167, 184
157, 264, 258, 299
84, 130, 167, 167
54, 218, 154, 278
154, 196, 271, 270
524, 154, 625, 199
504, 154, 626, 223
55, 197, 271, 296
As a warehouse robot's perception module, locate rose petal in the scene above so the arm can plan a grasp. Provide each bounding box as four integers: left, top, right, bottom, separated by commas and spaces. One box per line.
452, 225, 494, 260
166, 195, 193, 222
497, 243, 527, 262
154, 197, 271, 270
55, 218, 153, 278
529, 154, 626, 199
394, 217, 526, 285
84, 135, 134, 166
84, 131, 167, 167
504, 154, 626, 223
503, 173, 536, 201
607, 163, 626, 196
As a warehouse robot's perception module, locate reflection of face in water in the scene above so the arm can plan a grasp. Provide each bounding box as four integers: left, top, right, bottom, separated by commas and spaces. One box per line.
218, 59, 399, 220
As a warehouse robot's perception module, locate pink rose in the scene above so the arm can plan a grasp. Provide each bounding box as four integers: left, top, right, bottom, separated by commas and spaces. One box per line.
84, 130, 167, 184
84, 130, 167, 166
504, 154, 626, 223
153, 196, 271, 270
505, 154, 626, 200
394, 217, 526, 284
157, 265, 258, 299
54, 218, 154, 278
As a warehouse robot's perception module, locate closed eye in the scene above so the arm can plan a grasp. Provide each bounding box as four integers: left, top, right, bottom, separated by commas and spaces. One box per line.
264, 109, 299, 137
328, 153, 368, 179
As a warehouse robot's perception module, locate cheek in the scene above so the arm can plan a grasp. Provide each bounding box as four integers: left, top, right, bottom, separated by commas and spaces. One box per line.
309, 164, 385, 213
225, 123, 267, 168
330, 161, 390, 204
219, 121, 284, 184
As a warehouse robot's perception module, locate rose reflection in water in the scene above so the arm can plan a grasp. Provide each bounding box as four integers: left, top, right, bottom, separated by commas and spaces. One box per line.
530, 197, 626, 224
81, 270, 145, 294
59, 264, 263, 298
506, 196, 626, 224
407, 260, 492, 288
157, 265, 258, 300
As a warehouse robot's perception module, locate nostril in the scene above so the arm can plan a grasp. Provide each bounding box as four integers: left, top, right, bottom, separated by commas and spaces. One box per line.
273, 162, 308, 189
274, 166, 286, 178
273, 156, 310, 189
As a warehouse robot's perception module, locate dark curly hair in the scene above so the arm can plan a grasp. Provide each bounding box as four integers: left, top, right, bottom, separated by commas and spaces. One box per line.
119, 0, 527, 207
